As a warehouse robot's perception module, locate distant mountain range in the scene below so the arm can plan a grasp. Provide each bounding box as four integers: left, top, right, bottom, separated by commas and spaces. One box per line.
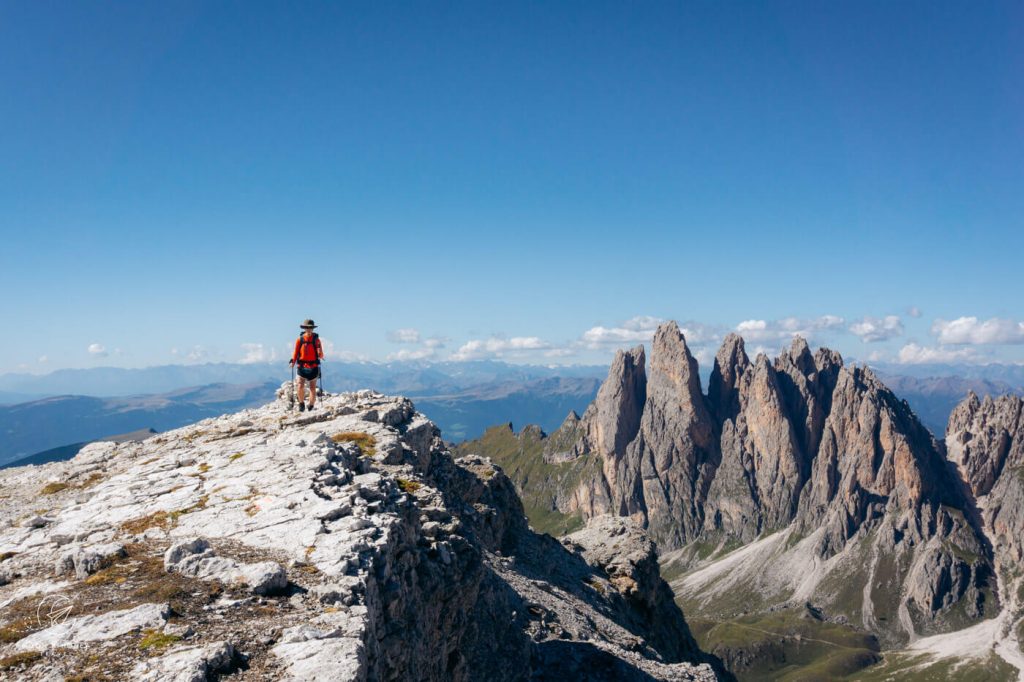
0, 382, 278, 465
873, 372, 1023, 435
0, 361, 605, 466
1, 358, 1021, 471
1, 427, 158, 469
0, 360, 606, 398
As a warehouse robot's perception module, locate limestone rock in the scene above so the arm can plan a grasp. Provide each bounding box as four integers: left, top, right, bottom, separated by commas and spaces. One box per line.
623, 322, 717, 548
130, 640, 236, 682
564, 515, 702, 662
0, 385, 713, 681
55, 542, 126, 580
576, 345, 647, 463
164, 538, 288, 595
16, 603, 170, 651
946, 392, 1023, 497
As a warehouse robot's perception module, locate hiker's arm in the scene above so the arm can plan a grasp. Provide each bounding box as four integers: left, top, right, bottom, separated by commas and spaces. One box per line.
290, 339, 300, 364
317, 339, 324, 360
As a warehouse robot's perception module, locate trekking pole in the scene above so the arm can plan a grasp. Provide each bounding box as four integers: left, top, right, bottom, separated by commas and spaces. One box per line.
289, 362, 296, 410
317, 363, 324, 398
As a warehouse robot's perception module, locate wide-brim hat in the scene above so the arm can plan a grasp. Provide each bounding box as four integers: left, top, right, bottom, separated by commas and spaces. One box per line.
300, 319, 318, 329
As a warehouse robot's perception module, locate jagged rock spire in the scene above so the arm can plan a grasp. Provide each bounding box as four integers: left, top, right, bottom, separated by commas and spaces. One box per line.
578, 345, 647, 461
618, 322, 717, 548
708, 333, 749, 420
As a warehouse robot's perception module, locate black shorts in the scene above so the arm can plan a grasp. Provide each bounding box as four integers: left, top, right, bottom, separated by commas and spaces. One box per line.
296, 365, 320, 381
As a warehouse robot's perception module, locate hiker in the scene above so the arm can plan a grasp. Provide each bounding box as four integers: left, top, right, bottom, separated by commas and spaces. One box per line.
289, 319, 324, 411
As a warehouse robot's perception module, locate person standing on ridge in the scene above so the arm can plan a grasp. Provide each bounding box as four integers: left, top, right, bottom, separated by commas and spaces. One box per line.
290, 319, 324, 411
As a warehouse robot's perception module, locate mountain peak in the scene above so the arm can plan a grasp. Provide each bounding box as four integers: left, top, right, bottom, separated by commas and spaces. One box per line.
708, 333, 749, 420
0, 386, 716, 681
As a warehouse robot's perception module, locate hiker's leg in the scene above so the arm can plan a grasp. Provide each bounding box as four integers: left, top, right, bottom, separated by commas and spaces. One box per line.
297, 376, 306, 403
308, 379, 317, 406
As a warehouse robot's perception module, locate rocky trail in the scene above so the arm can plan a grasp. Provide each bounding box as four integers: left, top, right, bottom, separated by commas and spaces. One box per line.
0, 385, 718, 681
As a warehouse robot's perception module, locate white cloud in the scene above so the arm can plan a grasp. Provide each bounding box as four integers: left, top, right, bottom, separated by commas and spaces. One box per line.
581, 325, 653, 347
87, 343, 107, 357
735, 315, 845, 342
387, 347, 437, 361
451, 336, 551, 361
311, 338, 368, 362
897, 343, 979, 364
849, 315, 904, 343
580, 316, 718, 349
423, 337, 446, 349
621, 315, 664, 332
907, 306, 922, 318
239, 343, 278, 364
387, 328, 421, 344
693, 347, 714, 367
172, 345, 210, 363
37, 355, 48, 364
334, 349, 370, 362
932, 317, 1024, 345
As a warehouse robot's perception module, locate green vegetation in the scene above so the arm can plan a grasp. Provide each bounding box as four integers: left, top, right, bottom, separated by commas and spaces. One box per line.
455, 423, 593, 536
0, 650, 42, 670
119, 496, 208, 536
0, 551, 17, 562
138, 628, 182, 650
228, 452, 245, 461
40, 481, 70, 495
120, 510, 173, 534
182, 429, 207, 444
332, 431, 377, 457
0, 623, 31, 644
396, 478, 422, 493
690, 608, 880, 681
852, 651, 1018, 681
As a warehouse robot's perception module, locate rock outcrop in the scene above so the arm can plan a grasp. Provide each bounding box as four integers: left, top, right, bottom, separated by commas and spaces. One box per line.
946, 392, 1024, 586
465, 321, 997, 647
0, 386, 716, 680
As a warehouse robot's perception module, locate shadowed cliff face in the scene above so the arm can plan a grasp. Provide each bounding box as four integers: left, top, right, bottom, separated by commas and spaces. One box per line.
947, 392, 1024, 569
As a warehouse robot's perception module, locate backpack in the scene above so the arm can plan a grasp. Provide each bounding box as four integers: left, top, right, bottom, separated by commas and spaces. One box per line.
296, 333, 321, 365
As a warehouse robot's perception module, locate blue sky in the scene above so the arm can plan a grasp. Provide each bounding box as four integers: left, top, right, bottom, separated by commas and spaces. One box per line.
2, 1, 1022, 373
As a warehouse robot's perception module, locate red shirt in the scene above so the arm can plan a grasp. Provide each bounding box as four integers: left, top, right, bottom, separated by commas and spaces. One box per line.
292, 333, 323, 365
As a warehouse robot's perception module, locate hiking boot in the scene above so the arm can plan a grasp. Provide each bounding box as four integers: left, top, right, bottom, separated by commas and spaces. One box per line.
308, 403, 316, 411
298, 403, 306, 412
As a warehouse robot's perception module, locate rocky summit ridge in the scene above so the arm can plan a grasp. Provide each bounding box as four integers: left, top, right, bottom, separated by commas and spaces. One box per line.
461, 321, 1024, 678
0, 385, 718, 681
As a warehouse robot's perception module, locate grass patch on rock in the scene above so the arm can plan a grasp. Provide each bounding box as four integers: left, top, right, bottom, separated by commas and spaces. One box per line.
396, 478, 422, 493
0, 650, 42, 671
138, 628, 182, 650
40, 481, 70, 495
331, 431, 377, 457
120, 511, 173, 535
